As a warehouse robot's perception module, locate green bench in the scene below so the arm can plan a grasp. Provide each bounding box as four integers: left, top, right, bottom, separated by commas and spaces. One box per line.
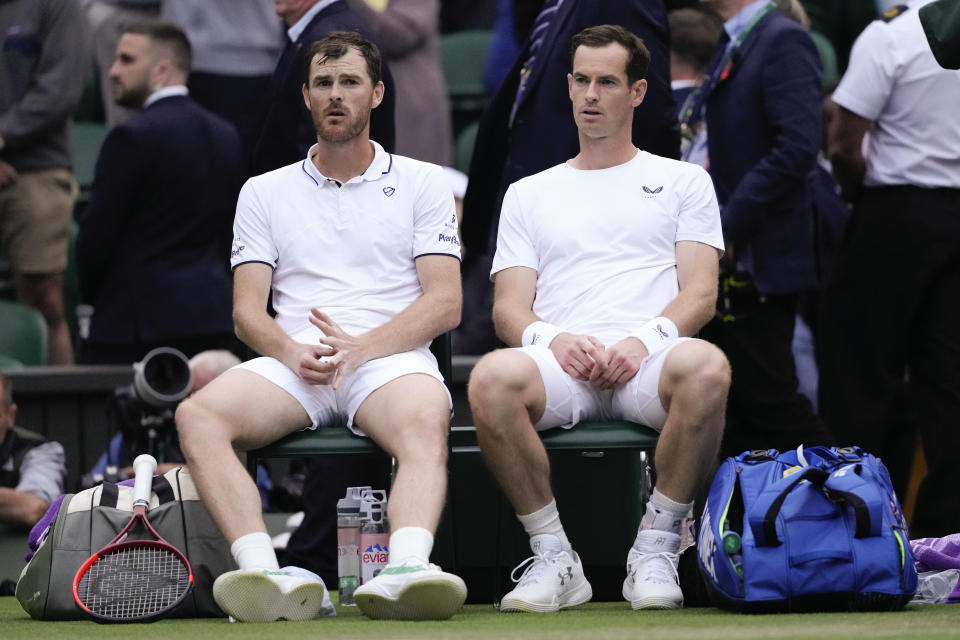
243, 336, 660, 602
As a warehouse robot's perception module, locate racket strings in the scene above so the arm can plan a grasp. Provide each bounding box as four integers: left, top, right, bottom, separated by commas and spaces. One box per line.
77, 545, 191, 621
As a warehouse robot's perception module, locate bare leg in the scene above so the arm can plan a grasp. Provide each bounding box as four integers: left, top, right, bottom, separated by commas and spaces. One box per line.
354, 373, 451, 532
176, 369, 311, 542
654, 340, 730, 503
16, 273, 73, 364
468, 349, 553, 515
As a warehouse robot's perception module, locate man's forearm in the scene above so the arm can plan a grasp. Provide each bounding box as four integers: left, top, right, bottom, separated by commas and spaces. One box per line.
0, 487, 48, 530
830, 151, 866, 202
659, 285, 718, 337
233, 307, 298, 367
358, 289, 461, 361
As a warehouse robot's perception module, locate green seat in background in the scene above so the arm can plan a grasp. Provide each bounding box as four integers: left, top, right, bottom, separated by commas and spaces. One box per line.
0, 299, 48, 366
811, 30, 839, 87
71, 121, 109, 214
440, 30, 493, 137
0, 353, 24, 370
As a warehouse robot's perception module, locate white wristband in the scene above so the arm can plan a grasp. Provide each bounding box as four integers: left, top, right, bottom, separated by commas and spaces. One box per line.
521, 321, 564, 348
634, 316, 679, 356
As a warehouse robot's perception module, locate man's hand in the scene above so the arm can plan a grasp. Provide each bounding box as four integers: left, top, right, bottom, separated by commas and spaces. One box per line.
309, 309, 371, 389
0, 159, 18, 189
589, 337, 648, 390
549, 333, 606, 381
283, 341, 339, 386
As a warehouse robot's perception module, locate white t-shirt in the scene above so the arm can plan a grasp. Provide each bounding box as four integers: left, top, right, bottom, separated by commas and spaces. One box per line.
231, 141, 461, 344
491, 149, 724, 346
832, 0, 960, 188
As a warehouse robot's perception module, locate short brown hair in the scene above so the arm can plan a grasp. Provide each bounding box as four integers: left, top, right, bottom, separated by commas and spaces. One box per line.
303, 31, 382, 86
123, 20, 192, 75
668, 9, 723, 76
570, 24, 651, 84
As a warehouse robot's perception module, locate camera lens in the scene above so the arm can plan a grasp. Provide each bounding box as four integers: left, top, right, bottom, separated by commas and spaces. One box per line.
133, 347, 193, 408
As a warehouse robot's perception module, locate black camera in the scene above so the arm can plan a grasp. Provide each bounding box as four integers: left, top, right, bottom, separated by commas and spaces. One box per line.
112, 347, 193, 462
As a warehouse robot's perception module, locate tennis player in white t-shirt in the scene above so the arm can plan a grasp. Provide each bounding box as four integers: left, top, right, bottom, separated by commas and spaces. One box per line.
175, 32, 466, 622
468, 25, 730, 613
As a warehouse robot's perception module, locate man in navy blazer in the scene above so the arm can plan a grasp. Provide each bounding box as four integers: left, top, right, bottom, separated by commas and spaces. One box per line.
458, 0, 679, 353
252, 0, 396, 175
76, 21, 243, 364
695, 0, 833, 457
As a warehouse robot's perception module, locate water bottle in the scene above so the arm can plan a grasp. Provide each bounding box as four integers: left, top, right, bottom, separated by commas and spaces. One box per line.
913, 569, 960, 604
336, 486, 369, 606
359, 490, 389, 585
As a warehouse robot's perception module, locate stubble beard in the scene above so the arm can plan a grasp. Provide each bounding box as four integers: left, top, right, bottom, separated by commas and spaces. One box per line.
316, 109, 371, 145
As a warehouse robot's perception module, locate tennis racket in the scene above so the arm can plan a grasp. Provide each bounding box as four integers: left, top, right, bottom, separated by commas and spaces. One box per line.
73, 454, 194, 623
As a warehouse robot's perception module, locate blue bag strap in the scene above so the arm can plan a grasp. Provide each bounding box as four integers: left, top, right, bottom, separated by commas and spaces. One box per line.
748, 466, 830, 546
822, 463, 883, 538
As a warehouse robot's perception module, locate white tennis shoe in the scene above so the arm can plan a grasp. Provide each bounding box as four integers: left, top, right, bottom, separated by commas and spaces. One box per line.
499, 534, 593, 613
213, 566, 333, 621
353, 558, 467, 620
622, 529, 683, 610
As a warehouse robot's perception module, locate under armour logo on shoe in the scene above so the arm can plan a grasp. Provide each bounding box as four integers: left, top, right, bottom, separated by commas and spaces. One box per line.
558, 566, 574, 585
383, 187, 396, 196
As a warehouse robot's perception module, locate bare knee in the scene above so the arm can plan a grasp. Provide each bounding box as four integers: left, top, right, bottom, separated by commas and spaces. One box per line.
176, 394, 232, 458
468, 349, 539, 410
392, 407, 449, 468
665, 341, 731, 407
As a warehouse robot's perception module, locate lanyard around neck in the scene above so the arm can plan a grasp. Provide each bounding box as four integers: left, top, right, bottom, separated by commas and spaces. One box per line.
679, 1, 777, 130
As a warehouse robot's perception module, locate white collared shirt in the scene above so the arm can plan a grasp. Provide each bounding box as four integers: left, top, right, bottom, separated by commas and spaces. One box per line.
143, 84, 188, 109
723, 0, 772, 48
287, 0, 340, 43
231, 141, 461, 343
832, 0, 960, 188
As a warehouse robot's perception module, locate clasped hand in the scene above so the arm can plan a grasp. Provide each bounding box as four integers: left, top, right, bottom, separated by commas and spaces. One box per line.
550, 333, 648, 390
289, 309, 369, 389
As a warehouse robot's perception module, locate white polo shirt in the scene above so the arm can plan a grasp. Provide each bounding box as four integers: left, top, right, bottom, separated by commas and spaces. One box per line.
832, 0, 960, 188
231, 141, 461, 344
491, 149, 724, 346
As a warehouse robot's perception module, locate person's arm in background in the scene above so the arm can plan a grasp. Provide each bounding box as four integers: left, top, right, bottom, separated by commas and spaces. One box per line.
827, 106, 871, 201
0, 441, 65, 529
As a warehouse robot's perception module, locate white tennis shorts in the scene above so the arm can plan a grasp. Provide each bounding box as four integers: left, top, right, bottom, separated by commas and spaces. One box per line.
234, 345, 451, 435
516, 338, 695, 432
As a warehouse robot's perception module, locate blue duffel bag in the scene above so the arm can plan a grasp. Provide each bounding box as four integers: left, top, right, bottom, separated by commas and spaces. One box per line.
697, 446, 917, 612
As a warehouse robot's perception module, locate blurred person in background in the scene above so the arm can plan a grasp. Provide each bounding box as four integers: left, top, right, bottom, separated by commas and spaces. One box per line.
821, 0, 960, 538
0, 372, 66, 530
161, 0, 283, 171
1, 0, 91, 365
346, 0, 452, 165
76, 21, 243, 364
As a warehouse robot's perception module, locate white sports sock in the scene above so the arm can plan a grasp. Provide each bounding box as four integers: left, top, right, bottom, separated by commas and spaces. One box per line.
230, 531, 279, 570
517, 499, 570, 549
639, 488, 692, 535
388, 526, 434, 564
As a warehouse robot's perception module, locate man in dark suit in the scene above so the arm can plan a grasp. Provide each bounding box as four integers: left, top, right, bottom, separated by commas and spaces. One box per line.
690, 0, 833, 457
252, 0, 396, 175
76, 21, 243, 364
458, 0, 679, 354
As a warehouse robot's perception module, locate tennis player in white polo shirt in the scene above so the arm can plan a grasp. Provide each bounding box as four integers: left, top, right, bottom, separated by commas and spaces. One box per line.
468, 25, 730, 613
175, 31, 466, 622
